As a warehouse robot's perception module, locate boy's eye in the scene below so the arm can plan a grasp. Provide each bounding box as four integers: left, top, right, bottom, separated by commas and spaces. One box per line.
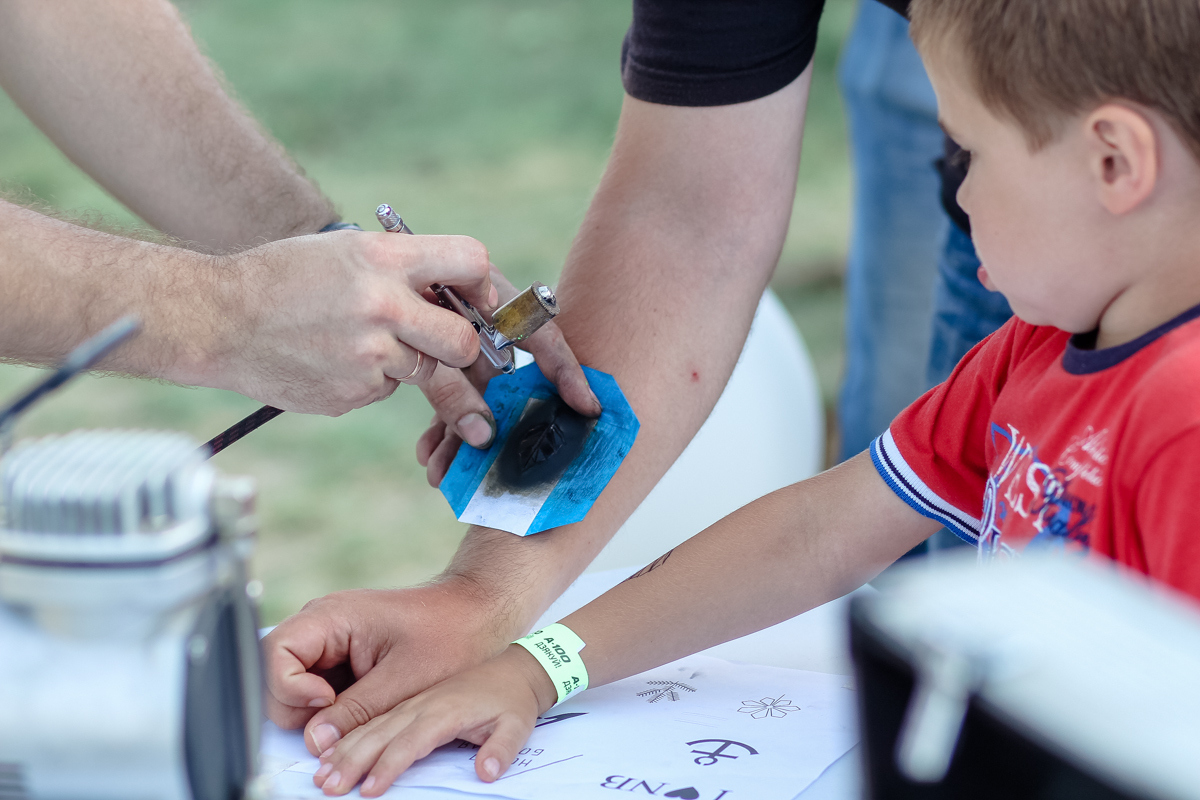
949, 147, 972, 171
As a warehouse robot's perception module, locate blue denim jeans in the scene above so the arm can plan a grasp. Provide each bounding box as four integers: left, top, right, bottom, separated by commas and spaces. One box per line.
836, 1, 948, 462
926, 224, 1013, 386
838, 3, 1015, 555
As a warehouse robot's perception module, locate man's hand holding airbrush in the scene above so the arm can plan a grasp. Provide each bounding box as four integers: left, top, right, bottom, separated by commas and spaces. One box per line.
417, 263, 603, 481
186, 230, 499, 417
373, 204, 601, 460
0, 0, 587, 431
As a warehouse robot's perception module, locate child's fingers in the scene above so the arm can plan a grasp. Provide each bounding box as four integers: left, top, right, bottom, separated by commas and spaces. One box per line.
318, 709, 457, 797
358, 722, 461, 797
314, 713, 409, 795
314, 654, 548, 796
474, 712, 539, 782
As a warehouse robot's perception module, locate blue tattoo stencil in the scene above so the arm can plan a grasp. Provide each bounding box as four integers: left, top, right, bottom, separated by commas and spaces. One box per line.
440, 364, 639, 536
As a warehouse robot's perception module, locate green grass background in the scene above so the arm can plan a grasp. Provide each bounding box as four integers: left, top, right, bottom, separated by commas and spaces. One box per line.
0, 0, 857, 624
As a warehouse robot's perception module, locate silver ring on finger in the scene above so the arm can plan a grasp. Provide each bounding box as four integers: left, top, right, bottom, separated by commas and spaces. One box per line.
398, 350, 425, 384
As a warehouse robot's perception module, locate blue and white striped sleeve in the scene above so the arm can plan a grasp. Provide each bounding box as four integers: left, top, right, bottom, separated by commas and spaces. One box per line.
870, 429, 982, 545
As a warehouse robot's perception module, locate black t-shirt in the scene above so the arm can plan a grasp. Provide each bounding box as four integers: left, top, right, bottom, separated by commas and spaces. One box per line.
620, 0, 970, 233
622, 0, 910, 107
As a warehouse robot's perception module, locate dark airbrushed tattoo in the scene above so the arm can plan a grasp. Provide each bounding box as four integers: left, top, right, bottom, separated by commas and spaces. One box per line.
494, 395, 593, 490
626, 549, 674, 581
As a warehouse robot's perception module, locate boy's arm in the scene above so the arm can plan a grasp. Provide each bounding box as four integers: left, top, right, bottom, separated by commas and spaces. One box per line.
556, 452, 938, 683
311, 452, 941, 795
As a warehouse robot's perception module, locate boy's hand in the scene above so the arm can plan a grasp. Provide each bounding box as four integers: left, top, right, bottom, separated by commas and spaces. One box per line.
312, 646, 558, 797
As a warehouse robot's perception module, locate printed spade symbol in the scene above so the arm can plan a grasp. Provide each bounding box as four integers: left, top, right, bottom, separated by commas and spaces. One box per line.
664, 789, 699, 799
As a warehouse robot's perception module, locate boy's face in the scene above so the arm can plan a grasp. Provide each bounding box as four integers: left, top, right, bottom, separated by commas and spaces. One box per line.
924, 45, 1126, 334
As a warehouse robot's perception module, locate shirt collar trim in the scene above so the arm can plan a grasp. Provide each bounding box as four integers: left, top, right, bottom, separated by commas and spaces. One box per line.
1063, 301, 1200, 374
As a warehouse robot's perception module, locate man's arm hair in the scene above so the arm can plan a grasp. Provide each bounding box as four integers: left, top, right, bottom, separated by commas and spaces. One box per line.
0, 200, 227, 379
0, 0, 336, 250
0, 1, 511, 415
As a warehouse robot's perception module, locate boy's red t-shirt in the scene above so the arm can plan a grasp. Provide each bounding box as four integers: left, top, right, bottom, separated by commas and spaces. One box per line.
872, 306, 1200, 599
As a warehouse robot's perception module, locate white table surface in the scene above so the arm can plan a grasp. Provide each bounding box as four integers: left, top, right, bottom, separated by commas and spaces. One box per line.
263, 567, 870, 800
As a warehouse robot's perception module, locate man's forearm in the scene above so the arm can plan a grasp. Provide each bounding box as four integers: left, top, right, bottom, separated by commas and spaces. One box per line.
0, 0, 334, 250
443, 69, 815, 636
0, 199, 505, 414
0, 200, 224, 377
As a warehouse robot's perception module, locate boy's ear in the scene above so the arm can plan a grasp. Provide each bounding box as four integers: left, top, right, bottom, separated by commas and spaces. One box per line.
1085, 103, 1158, 215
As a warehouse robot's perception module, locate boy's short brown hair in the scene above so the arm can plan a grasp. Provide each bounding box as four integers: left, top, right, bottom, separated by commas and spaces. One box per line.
909, 0, 1200, 160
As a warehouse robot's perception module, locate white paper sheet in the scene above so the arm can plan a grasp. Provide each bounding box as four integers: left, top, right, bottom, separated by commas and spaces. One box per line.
264, 654, 857, 800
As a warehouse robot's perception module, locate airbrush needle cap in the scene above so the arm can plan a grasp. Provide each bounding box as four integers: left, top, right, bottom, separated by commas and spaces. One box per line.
375, 204, 411, 234
492, 282, 559, 343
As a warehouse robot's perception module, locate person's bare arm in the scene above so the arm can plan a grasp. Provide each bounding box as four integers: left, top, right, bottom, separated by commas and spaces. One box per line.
0, 201, 502, 412
0, 0, 333, 248
310, 453, 940, 794
265, 66, 816, 747
0, 0, 589, 422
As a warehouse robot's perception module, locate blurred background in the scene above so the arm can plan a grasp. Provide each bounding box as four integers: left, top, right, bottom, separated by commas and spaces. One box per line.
0, 0, 858, 624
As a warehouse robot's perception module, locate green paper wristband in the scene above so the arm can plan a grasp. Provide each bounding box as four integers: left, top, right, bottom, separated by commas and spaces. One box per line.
513, 623, 589, 706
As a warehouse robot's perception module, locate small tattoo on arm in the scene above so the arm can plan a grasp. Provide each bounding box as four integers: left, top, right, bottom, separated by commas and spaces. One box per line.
626, 549, 674, 581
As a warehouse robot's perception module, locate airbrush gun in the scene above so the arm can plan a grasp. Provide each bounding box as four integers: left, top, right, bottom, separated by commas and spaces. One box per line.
375, 203, 558, 374
201, 209, 560, 457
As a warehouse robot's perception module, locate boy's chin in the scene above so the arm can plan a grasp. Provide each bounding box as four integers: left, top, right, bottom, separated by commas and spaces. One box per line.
1011, 303, 1096, 334
1007, 302, 1056, 330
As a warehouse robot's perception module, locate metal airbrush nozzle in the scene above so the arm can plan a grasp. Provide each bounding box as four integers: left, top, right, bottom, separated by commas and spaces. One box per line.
375, 204, 412, 234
